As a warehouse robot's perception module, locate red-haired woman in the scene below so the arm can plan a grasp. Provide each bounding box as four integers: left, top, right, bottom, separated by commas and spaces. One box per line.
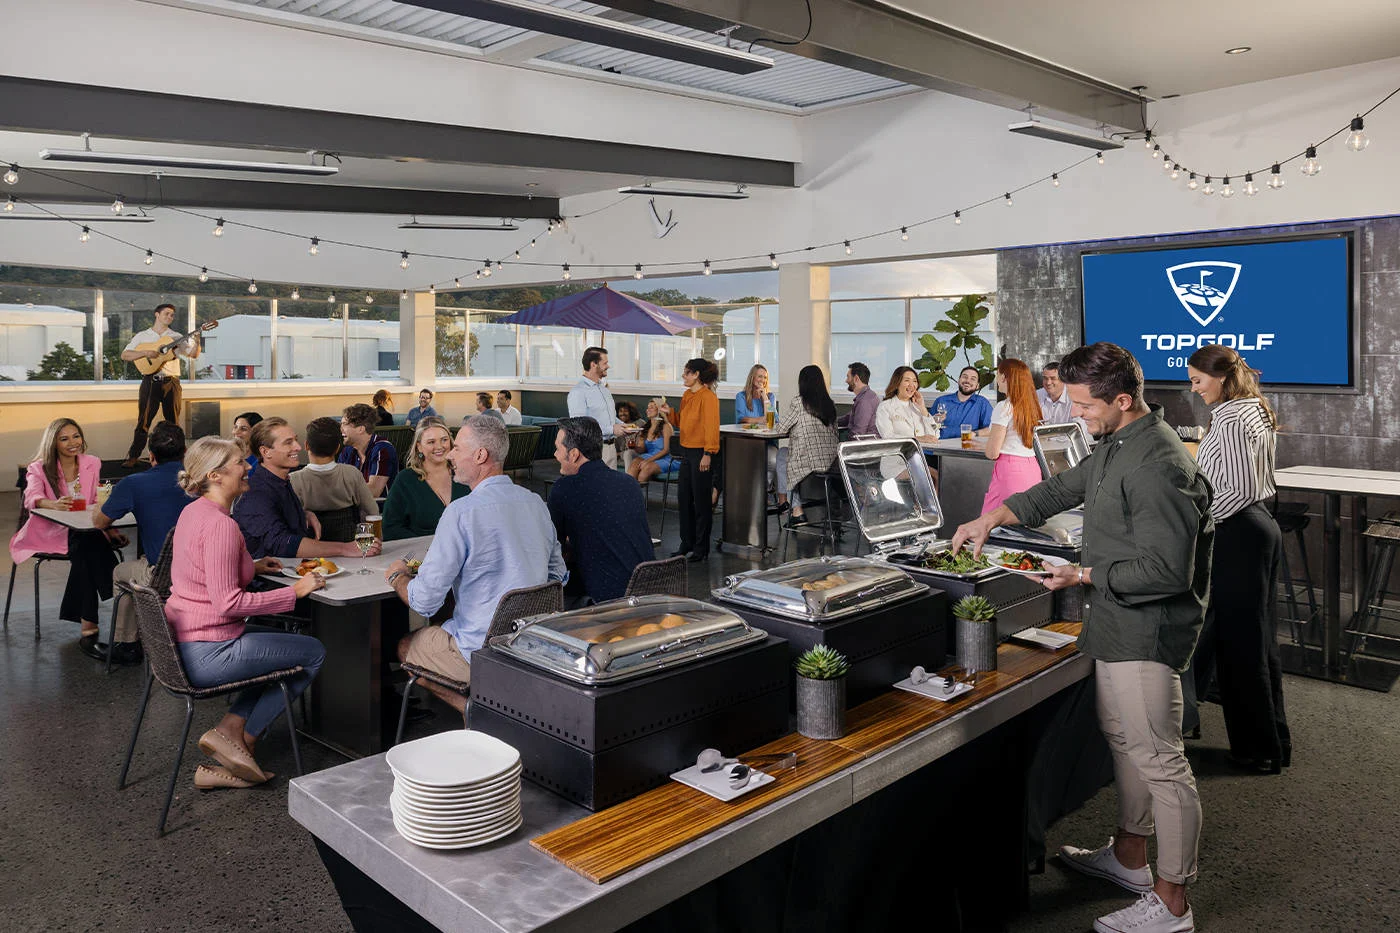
981, 358, 1043, 514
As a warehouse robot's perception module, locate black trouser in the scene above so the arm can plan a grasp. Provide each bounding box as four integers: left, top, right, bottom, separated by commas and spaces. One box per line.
1184, 502, 1291, 763
676, 446, 714, 556
127, 374, 181, 459
59, 528, 118, 626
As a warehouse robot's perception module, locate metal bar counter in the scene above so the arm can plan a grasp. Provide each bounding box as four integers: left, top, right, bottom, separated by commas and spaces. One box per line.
290, 636, 1093, 933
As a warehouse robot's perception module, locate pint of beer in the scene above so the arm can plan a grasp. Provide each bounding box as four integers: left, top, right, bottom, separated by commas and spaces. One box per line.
960, 424, 974, 448
367, 515, 383, 539
765, 409, 775, 430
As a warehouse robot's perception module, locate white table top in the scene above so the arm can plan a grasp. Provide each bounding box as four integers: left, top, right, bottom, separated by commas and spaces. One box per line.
1274, 466, 1400, 497
259, 535, 433, 607
30, 507, 137, 531
720, 424, 788, 439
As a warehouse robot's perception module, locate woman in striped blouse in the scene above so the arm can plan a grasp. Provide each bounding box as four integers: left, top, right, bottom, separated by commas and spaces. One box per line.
1186, 345, 1291, 773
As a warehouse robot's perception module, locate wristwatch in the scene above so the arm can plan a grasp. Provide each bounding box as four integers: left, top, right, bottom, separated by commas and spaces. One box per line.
1077, 567, 1087, 585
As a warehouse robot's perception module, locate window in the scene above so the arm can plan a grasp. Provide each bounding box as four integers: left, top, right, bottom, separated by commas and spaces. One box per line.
349, 303, 399, 379
278, 300, 345, 381
466, 309, 517, 378
525, 325, 584, 380
758, 305, 779, 385
638, 331, 694, 384
0, 286, 98, 382
189, 297, 274, 381
435, 308, 468, 378
829, 300, 906, 392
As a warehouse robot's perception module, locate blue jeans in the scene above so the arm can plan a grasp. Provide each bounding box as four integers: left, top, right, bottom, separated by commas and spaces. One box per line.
179, 626, 325, 738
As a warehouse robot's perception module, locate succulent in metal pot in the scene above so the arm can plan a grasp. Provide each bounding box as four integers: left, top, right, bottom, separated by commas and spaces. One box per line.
951, 595, 996, 622
794, 644, 850, 680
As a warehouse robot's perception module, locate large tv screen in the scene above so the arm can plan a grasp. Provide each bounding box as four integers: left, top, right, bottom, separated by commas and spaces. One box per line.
1081, 232, 1355, 388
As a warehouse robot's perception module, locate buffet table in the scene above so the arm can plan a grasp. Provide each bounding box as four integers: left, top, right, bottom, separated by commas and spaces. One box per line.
719, 424, 787, 553
291, 625, 1097, 933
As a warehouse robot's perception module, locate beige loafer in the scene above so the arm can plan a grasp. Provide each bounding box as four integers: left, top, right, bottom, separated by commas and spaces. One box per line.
194, 764, 273, 791
197, 728, 269, 784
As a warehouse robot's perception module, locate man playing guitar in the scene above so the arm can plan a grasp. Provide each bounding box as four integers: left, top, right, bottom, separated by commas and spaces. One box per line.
121, 303, 203, 465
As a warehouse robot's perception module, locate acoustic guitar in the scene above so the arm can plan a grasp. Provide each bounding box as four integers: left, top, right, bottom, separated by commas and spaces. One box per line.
132, 320, 219, 376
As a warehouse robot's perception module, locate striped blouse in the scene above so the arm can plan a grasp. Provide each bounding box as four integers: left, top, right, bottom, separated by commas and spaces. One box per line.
1196, 397, 1276, 521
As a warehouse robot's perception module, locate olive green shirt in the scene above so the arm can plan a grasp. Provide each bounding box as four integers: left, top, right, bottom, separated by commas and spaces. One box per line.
1003, 406, 1214, 671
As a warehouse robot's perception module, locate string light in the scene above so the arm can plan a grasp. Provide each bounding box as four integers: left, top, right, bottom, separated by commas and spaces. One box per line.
111, 196, 124, 214
291, 287, 300, 299
1220, 176, 1234, 198
3, 164, 17, 185
1170, 164, 1180, 179
326, 291, 335, 303
844, 240, 853, 255
1187, 172, 1199, 190
248, 279, 258, 294
702, 260, 712, 275
212, 218, 224, 237
1051, 174, 1060, 187
400, 250, 411, 270
454, 278, 462, 288
900, 226, 910, 238
1003, 192, 1013, 207
561, 263, 572, 280
1243, 173, 1259, 196
1202, 176, 1214, 195
79, 226, 90, 243
144, 249, 154, 265
401, 289, 409, 299
3, 196, 13, 213
769, 253, 778, 268
530, 239, 537, 248
308, 237, 319, 256
365, 294, 373, 303
198, 268, 209, 283
1346, 116, 1369, 151
1097, 152, 1105, 164
1151, 144, 1162, 160
1161, 157, 1172, 171
634, 263, 644, 279
953, 210, 962, 225
482, 262, 492, 277
514, 249, 521, 259
1143, 131, 1153, 150
474, 270, 481, 279
1268, 164, 1285, 190
1301, 146, 1321, 175
428, 285, 435, 295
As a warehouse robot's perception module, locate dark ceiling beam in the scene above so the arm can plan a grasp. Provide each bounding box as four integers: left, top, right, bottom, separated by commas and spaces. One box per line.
0, 76, 795, 188
601, 0, 1147, 132
10, 170, 560, 218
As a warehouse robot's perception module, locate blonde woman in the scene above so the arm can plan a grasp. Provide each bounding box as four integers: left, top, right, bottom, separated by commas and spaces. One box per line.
10, 418, 126, 659
735, 363, 788, 507
628, 398, 678, 485
164, 437, 326, 789
382, 417, 469, 540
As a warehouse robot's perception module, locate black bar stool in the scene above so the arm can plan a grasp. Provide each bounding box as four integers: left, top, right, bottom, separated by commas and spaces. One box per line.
1346, 510, 1400, 662
1272, 499, 1319, 647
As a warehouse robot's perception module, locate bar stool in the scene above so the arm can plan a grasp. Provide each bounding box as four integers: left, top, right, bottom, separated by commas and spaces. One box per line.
1345, 510, 1400, 662
1272, 499, 1319, 647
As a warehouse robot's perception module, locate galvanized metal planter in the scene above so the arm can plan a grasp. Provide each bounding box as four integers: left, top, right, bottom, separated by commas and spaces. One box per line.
955, 616, 998, 673
795, 675, 847, 740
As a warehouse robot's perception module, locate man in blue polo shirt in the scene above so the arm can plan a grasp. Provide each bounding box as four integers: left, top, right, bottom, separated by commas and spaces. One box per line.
548, 417, 654, 606
338, 402, 399, 496
93, 422, 191, 665
931, 366, 994, 439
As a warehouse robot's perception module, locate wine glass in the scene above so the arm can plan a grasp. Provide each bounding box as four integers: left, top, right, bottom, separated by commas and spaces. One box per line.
934, 403, 948, 431
354, 522, 375, 575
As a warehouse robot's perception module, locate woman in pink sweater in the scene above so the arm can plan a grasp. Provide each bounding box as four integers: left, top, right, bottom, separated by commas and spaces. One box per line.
165, 437, 326, 789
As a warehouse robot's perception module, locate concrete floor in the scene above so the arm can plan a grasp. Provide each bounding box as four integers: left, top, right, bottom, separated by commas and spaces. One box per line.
2, 478, 1396, 932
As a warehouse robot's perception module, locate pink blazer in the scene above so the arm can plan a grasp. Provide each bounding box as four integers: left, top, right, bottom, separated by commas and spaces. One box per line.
9, 454, 102, 564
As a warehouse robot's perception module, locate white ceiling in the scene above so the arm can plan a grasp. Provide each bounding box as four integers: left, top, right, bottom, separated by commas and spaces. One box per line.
876, 0, 1400, 97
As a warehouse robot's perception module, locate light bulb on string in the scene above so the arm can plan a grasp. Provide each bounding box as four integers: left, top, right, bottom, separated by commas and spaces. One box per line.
1187, 173, 1199, 190
1301, 146, 1321, 175
953, 210, 962, 225
514, 249, 521, 260
326, 292, 335, 303
111, 196, 124, 214
482, 263, 492, 277
3, 164, 18, 185
1143, 131, 1153, 150
1051, 174, 1060, 187
1346, 116, 1369, 151
144, 249, 154, 265
1268, 163, 1285, 189
1004, 192, 1013, 207
308, 237, 319, 256
769, 253, 778, 268
1170, 164, 1180, 179
561, 263, 571, 281
291, 287, 300, 300
365, 294, 373, 303
401, 289, 408, 299
400, 251, 411, 270
79, 226, 90, 243
633, 264, 644, 280
1220, 176, 1234, 198
454, 278, 462, 288
702, 260, 712, 275
1161, 157, 1172, 171
1244, 173, 1258, 196
844, 240, 853, 255
248, 280, 258, 294
428, 284, 436, 295
198, 268, 209, 283
901, 226, 910, 239
1096, 152, 1105, 164
213, 218, 224, 237
1151, 144, 1162, 160
474, 270, 481, 279
530, 239, 537, 248
3, 196, 13, 212
1202, 176, 1214, 195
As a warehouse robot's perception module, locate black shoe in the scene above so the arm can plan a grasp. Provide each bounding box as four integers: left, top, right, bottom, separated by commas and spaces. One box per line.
788, 513, 809, 527
671, 549, 689, 558
109, 641, 144, 666
77, 633, 109, 662
687, 551, 709, 563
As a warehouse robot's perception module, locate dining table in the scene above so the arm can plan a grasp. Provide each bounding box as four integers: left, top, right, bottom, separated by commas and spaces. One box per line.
260, 534, 434, 758
30, 507, 137, 531
718, 424, 788, 553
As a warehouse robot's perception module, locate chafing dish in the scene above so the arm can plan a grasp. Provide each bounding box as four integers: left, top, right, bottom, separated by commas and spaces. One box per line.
711, 556, 929, 623
468, 596, 789, 811
1033, 422, 1091, 478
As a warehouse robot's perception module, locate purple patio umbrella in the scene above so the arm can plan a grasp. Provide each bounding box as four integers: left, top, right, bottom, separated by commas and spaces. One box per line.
495, 284, 707, 335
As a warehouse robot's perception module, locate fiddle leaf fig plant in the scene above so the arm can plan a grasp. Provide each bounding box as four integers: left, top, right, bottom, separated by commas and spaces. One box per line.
912, 294, 995, 392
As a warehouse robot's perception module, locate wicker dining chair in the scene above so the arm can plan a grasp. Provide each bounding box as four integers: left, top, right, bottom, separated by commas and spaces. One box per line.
119, 583, 305, 836
394, 580, 563, 745
105, 529, 178, 674
623, 555, 688, 598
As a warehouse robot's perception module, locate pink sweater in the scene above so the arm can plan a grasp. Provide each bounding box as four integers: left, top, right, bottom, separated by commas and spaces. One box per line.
164, 496, 298, 643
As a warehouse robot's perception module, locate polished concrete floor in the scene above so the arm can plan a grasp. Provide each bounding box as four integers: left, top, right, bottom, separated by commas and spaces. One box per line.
2, 479, 1396, 932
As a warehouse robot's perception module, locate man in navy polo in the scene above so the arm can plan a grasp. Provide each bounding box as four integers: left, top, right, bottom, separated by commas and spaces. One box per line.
547, 417, 654, 606
931, 366, 994, 439
93, 422, 191, 665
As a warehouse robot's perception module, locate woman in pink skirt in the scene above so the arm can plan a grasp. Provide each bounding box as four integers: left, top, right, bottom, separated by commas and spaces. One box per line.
981, 358, 1044, 514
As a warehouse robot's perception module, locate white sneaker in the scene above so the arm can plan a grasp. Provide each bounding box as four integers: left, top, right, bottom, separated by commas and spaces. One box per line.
1058, 837, 1154, 893
1093, 892, 1194, 933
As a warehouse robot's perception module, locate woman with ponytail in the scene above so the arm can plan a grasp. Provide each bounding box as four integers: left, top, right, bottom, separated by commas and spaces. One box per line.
1186, 344, 1291, 773
981, 358, 1043, 514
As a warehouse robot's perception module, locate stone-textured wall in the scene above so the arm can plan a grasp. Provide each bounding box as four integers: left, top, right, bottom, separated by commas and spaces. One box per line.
996, 216, 1400, 598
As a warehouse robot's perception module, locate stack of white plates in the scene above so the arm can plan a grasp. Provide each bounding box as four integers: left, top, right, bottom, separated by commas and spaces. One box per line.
385, 730, 523, 850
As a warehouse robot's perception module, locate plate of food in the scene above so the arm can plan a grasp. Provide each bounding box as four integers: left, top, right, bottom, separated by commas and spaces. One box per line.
282, 557, 346, 579
404, 558, 423, 575
996, 550, 1070, 576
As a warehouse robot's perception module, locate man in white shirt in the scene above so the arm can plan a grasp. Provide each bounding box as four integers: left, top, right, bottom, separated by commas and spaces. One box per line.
121, 303, 201, 465
1036, 362, 1075, 425
566, 346, 626, 468
496, 389, 523, 426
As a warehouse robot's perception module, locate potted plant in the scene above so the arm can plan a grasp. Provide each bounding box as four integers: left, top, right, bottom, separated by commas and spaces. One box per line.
794, 645, 850, 740
952, 595, 998, 675
910, 294, 996, 392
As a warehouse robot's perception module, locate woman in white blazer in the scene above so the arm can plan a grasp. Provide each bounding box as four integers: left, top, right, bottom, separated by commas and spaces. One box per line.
875, 366, 939, 443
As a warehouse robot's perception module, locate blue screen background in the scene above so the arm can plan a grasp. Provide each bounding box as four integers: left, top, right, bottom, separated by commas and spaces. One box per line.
1081, 236, 1352, 386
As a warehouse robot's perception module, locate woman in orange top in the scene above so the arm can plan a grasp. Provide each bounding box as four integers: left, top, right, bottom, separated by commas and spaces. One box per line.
662, 357, 721, 562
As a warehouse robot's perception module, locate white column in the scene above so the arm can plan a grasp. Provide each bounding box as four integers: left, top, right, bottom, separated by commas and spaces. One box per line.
400, 291, 436, 387
776, 262, 831, 398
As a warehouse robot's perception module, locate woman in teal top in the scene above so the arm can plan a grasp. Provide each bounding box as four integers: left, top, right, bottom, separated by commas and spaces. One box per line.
382, 417, 468, 540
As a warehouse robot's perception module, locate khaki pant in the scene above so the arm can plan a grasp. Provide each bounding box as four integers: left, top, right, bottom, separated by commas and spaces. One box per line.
601, 442, 618, 469
1095, 659, 1202, 885
111, 558, 151, 644
402, 625, 473, 687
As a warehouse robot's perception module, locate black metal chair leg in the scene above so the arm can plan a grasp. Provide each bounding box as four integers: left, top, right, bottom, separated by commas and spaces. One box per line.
1279, 540, 1303, 647
280, 681, 305, 776
394, 673, 419, 746
3, 561, 15, 628
119, 665, 155, 788
33, 559, 42, 640
1296, 532, 1320, 627
158, 699, 195, 837
106, 589, 129, 675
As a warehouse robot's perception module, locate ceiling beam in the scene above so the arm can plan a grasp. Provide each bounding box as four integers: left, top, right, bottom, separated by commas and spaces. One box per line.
10, 170, 560, 218
0, 76, 796, 188
601, 0, 1147, 132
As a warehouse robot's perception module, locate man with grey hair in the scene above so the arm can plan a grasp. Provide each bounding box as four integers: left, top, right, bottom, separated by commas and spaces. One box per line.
548, 417, 654, 605
384, 414, 565, 715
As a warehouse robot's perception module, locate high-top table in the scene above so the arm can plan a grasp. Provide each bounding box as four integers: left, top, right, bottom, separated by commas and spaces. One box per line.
30, 507, 137, 531
261, 535, 434, 757
922, 438, 997, 533
1273, 466, 1400, 689
719, 424, 787, 553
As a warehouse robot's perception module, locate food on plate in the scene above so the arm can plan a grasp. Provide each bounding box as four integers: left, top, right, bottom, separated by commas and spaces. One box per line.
920, 548, 993, 574
802, 574, 846, 592
659, 614, 687, 629
403, 558, 423, 574
296, 557, 339, 576
999, 551, 1047, 572
634, 622, 662, 636
607, 635, 626, 643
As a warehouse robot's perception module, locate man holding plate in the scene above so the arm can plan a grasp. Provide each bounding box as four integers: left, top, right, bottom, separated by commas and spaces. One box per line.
952, 342, 1213, 933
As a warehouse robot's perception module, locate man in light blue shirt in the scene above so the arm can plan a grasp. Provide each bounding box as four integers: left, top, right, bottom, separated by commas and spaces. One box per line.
385, 415, 565, 716
931, 366, 994, 439
405, 388, 438, 427
567, 346, 626, 468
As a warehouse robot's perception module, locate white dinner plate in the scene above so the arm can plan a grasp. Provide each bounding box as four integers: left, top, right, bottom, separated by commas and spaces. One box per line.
393, 806, 522, 840
386, 730, 521, 787
393, 813, 524, 850
391, 798, 522, 835
280, 566, 347, 580
390, 762, 522, 798
391, 787, 520, 819
996, 553, 1071, 576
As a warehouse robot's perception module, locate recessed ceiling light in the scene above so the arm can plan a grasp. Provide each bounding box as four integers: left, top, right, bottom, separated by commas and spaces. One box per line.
1224, 46, 1252, 55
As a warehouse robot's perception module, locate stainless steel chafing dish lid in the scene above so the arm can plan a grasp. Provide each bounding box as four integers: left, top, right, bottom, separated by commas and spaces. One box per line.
488, 595, 765, 685
711, 556, 928, 622
1033, 423, 1091, 478
836, 438, 943, 544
